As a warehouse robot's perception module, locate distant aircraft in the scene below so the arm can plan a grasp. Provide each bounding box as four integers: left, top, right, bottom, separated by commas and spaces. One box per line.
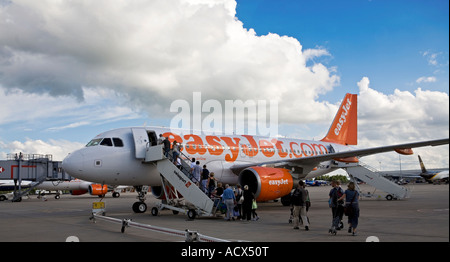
0, 180, 32, 191
35, 180, 131, 199
305, 180, 328, 186
418, 155, 449, 183
62, 93, 449, 213
0, 179, 126, 199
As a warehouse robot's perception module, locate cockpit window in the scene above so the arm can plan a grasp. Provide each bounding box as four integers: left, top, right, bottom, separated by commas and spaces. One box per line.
100, 138, 113, 146
86, 138, 102, 147
113, 138, 124, 147
86, 137, 124, 147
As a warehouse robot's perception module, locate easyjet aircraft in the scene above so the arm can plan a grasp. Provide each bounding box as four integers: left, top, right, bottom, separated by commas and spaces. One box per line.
62, 93, 449, 212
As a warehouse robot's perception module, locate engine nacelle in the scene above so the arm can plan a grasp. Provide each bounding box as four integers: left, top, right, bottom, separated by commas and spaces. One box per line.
151, 186, 163, 199
151, 185, 182, 200
395, 148, 414, 155
238, 166, 294, 202
88, 184, 108, 196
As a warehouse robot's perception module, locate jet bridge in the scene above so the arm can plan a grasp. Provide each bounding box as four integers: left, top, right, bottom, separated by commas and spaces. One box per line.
143, 144, 218, 220
343, 161, 410, 200
0, 153, 71, 201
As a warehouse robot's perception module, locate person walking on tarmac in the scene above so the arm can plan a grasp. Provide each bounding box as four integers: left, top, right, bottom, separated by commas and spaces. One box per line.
242, 185, 254, 222
339, 182, 360, 236
222, 184, 236, 221
328, 180, 345, 235
291, 180, 309, 231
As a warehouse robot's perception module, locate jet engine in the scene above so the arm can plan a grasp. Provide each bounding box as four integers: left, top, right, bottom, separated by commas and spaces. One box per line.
88, 184, 108, 196
151, 185, 180, 200
238, 166, 294, 202
151, 186, 163, 199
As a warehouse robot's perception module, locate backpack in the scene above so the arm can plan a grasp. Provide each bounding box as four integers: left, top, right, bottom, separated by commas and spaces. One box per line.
291, 188, 303, 206
334, 187, 344, 206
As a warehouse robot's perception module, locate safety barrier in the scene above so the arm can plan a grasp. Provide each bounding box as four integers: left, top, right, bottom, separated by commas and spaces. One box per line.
91, 212, 235, 242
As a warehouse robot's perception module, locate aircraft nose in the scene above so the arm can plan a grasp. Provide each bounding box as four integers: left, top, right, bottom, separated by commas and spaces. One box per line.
62, 150, 84, 178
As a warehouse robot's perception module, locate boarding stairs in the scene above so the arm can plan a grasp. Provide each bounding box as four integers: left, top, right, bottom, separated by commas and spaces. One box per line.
344, 161, 410, 200
143, 144, 217, 219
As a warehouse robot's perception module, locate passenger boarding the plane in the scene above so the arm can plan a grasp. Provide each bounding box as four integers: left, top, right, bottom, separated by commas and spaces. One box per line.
192, 161, 202, 186
172, 140, 180, 164
162, 137, 170, 157
201, 165, 210, 194
207, 172, 217, 198
157, 134, 164, 145
222, 184, 236, 221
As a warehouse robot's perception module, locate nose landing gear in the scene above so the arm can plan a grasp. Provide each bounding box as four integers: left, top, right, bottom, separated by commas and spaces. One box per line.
132, 185, 148, 213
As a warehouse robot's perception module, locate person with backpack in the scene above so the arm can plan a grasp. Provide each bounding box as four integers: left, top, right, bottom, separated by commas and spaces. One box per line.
338, 182, 360, 236
328, 180, 345, 235
291, 180, 309, 231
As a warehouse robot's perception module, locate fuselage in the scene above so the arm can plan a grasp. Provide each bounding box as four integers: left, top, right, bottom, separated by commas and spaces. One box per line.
421, 170, 449, 182
62, 127, 350, 186
36, 179, 92, 191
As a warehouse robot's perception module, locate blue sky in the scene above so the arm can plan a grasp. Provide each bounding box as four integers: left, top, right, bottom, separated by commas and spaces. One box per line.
0, 0, 448, 170
236, 0, 449, 99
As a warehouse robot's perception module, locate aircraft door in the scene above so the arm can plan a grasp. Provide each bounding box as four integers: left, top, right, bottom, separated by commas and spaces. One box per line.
147, 131, 158, 146
132, 128, 149, 159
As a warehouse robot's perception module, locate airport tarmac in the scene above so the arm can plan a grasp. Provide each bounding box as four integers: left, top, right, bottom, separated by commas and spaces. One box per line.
0, 183, 448, 243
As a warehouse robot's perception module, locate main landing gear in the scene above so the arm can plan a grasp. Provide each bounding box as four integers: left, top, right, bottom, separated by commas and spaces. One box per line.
132, 185, 149, 213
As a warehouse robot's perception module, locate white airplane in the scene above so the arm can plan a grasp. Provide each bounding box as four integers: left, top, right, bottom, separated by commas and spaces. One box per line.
418, 155, 449, 183
0, 179, 124, 199
62, 93, 449, 212
35, 179, 110, 199
0, 180, 32, 191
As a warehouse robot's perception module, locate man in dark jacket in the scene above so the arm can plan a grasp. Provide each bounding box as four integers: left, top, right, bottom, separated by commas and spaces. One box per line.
329, 180, 344, 233
162, 137, 171, 157
291, 180, 309, 230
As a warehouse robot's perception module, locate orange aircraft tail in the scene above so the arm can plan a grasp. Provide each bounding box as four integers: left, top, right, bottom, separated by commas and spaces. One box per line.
321, 93, 357, 145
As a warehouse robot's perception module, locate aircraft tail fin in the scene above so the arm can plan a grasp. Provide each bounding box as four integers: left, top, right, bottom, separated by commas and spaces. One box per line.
418, 155, 428, 173
321, 93, 357, 145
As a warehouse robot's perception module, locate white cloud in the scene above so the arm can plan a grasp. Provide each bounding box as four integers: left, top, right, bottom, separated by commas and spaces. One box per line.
0, 0, 339, 125
0, 138, 85, 161
0, 85, 143, 129
0, 1, 448, 171
303, 47, 331, 61
356, 77, 449, 170
47, 121, 91, 132
422, 51, 439, 66
416, 76, 437, 83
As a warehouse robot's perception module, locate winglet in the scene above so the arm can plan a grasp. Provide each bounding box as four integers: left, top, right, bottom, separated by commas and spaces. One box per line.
321, 93, 357, 145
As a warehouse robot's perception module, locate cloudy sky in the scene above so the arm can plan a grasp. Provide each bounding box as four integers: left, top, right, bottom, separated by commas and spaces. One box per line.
0, 0, 448, 171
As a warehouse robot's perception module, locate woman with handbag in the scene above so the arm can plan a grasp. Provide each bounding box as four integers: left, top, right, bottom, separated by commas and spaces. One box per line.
338, 182, 360, 236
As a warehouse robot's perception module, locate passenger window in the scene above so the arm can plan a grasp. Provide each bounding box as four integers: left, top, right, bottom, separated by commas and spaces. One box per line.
113, 138, 124, 147
100, 138, 113, 146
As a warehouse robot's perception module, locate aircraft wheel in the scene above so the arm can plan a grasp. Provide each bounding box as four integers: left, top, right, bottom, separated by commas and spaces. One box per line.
151, 207, 159, 216
280, 195, 291, 206
187, 209, 196, 220
132, 202, 147, 213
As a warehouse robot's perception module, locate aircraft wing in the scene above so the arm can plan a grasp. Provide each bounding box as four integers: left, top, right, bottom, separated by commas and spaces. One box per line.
230, 138, 449, 174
